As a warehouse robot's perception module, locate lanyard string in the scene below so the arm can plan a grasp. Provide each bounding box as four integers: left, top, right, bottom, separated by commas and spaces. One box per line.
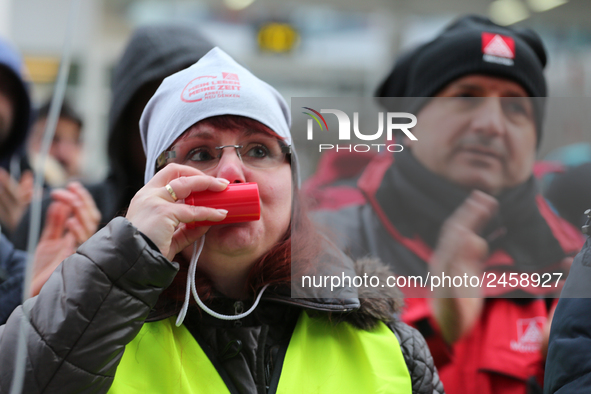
175, 235, 269, 326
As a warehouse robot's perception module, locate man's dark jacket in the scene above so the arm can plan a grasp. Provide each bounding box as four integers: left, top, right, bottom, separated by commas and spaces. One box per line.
313, 150, 583, 394
545, 235, 591, 394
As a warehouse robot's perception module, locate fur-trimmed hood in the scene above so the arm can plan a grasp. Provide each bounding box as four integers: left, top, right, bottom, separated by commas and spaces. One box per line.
282, 256, 404, 331
341, 257, 404, 330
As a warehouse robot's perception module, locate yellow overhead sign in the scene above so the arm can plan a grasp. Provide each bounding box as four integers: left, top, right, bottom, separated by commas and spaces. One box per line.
257, 23, 299, 53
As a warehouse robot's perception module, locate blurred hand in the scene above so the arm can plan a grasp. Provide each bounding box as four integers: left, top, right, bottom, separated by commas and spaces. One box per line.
429, 190, 498, 344
31, 201, 75, 296
0, 168, 33, 233
125, 164, 229, 261
50, 182, 102, 245
30, 182, 102, 297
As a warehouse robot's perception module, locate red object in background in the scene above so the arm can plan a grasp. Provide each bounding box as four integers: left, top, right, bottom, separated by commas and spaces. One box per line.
302, 150, 377, 211
185, 182, 260, 228
533, 160, 564, 179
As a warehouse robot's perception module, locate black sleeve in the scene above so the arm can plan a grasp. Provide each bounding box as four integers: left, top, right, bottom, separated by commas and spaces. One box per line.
0, 234, 26, 325
545, 237, 591, 394
390, 319, 445, 394
0, 217, 179, 394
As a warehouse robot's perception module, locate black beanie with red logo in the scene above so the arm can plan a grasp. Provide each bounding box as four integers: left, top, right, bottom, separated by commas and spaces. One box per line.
376, 15, 547, 141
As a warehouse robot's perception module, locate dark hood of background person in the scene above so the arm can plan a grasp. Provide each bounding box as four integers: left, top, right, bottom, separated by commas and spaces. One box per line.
0, 38, 31, 171
0, 38, 30, 324
375, 14, 547, 141
10, 25, 214, 250
105, 24, 214, 217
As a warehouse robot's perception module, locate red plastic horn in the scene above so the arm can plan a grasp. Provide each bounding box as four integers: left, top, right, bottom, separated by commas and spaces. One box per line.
185, 182, 260, 228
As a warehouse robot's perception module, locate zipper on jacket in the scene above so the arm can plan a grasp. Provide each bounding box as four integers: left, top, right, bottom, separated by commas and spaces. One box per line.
266, 342, 289, 394
219, 339, 243, 361
265, 345, 280, 391
234, 301, 244, 327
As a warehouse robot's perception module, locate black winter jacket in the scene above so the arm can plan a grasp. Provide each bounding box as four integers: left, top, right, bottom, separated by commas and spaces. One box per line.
545, 236, 591, 394
0, 218, 443, 394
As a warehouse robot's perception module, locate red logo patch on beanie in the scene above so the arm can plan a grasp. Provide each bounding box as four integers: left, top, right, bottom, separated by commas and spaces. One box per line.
222, 72, 239, 81
181, 72, 242, 103
482, 32, 515, 66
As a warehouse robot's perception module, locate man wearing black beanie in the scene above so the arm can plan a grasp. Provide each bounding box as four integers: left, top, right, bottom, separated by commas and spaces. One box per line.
314, 15, 583, 394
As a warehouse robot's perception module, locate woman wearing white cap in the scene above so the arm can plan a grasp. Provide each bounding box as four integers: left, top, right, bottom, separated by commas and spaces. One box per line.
0, 48, 443, 394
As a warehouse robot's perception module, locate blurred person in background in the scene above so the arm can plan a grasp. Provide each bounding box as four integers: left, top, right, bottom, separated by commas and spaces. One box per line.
27, 98, 84, 186
0, 47, 443, 394
0, 37, 98, 325
545, 213, 591, 393
314, 15, 584, 394
11, 25, 214, 252
0, 36, 31, 323
1, 25, 214, 322
0, 37, 33, 238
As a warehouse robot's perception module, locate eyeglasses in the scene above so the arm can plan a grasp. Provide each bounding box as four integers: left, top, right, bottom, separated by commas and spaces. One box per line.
156, 140, 291, 172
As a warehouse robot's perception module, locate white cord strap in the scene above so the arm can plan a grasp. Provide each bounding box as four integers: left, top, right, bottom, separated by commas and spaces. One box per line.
175, 235, 270, 326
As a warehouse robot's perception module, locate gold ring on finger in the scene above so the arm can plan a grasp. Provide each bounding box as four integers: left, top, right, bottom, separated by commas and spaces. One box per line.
165, 184, 178, 202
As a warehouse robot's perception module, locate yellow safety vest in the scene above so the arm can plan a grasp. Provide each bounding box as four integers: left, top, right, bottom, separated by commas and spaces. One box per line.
109, 311, 412, 393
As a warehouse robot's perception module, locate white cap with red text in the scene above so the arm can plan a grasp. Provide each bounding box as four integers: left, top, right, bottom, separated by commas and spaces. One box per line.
140, 47, 292, 184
